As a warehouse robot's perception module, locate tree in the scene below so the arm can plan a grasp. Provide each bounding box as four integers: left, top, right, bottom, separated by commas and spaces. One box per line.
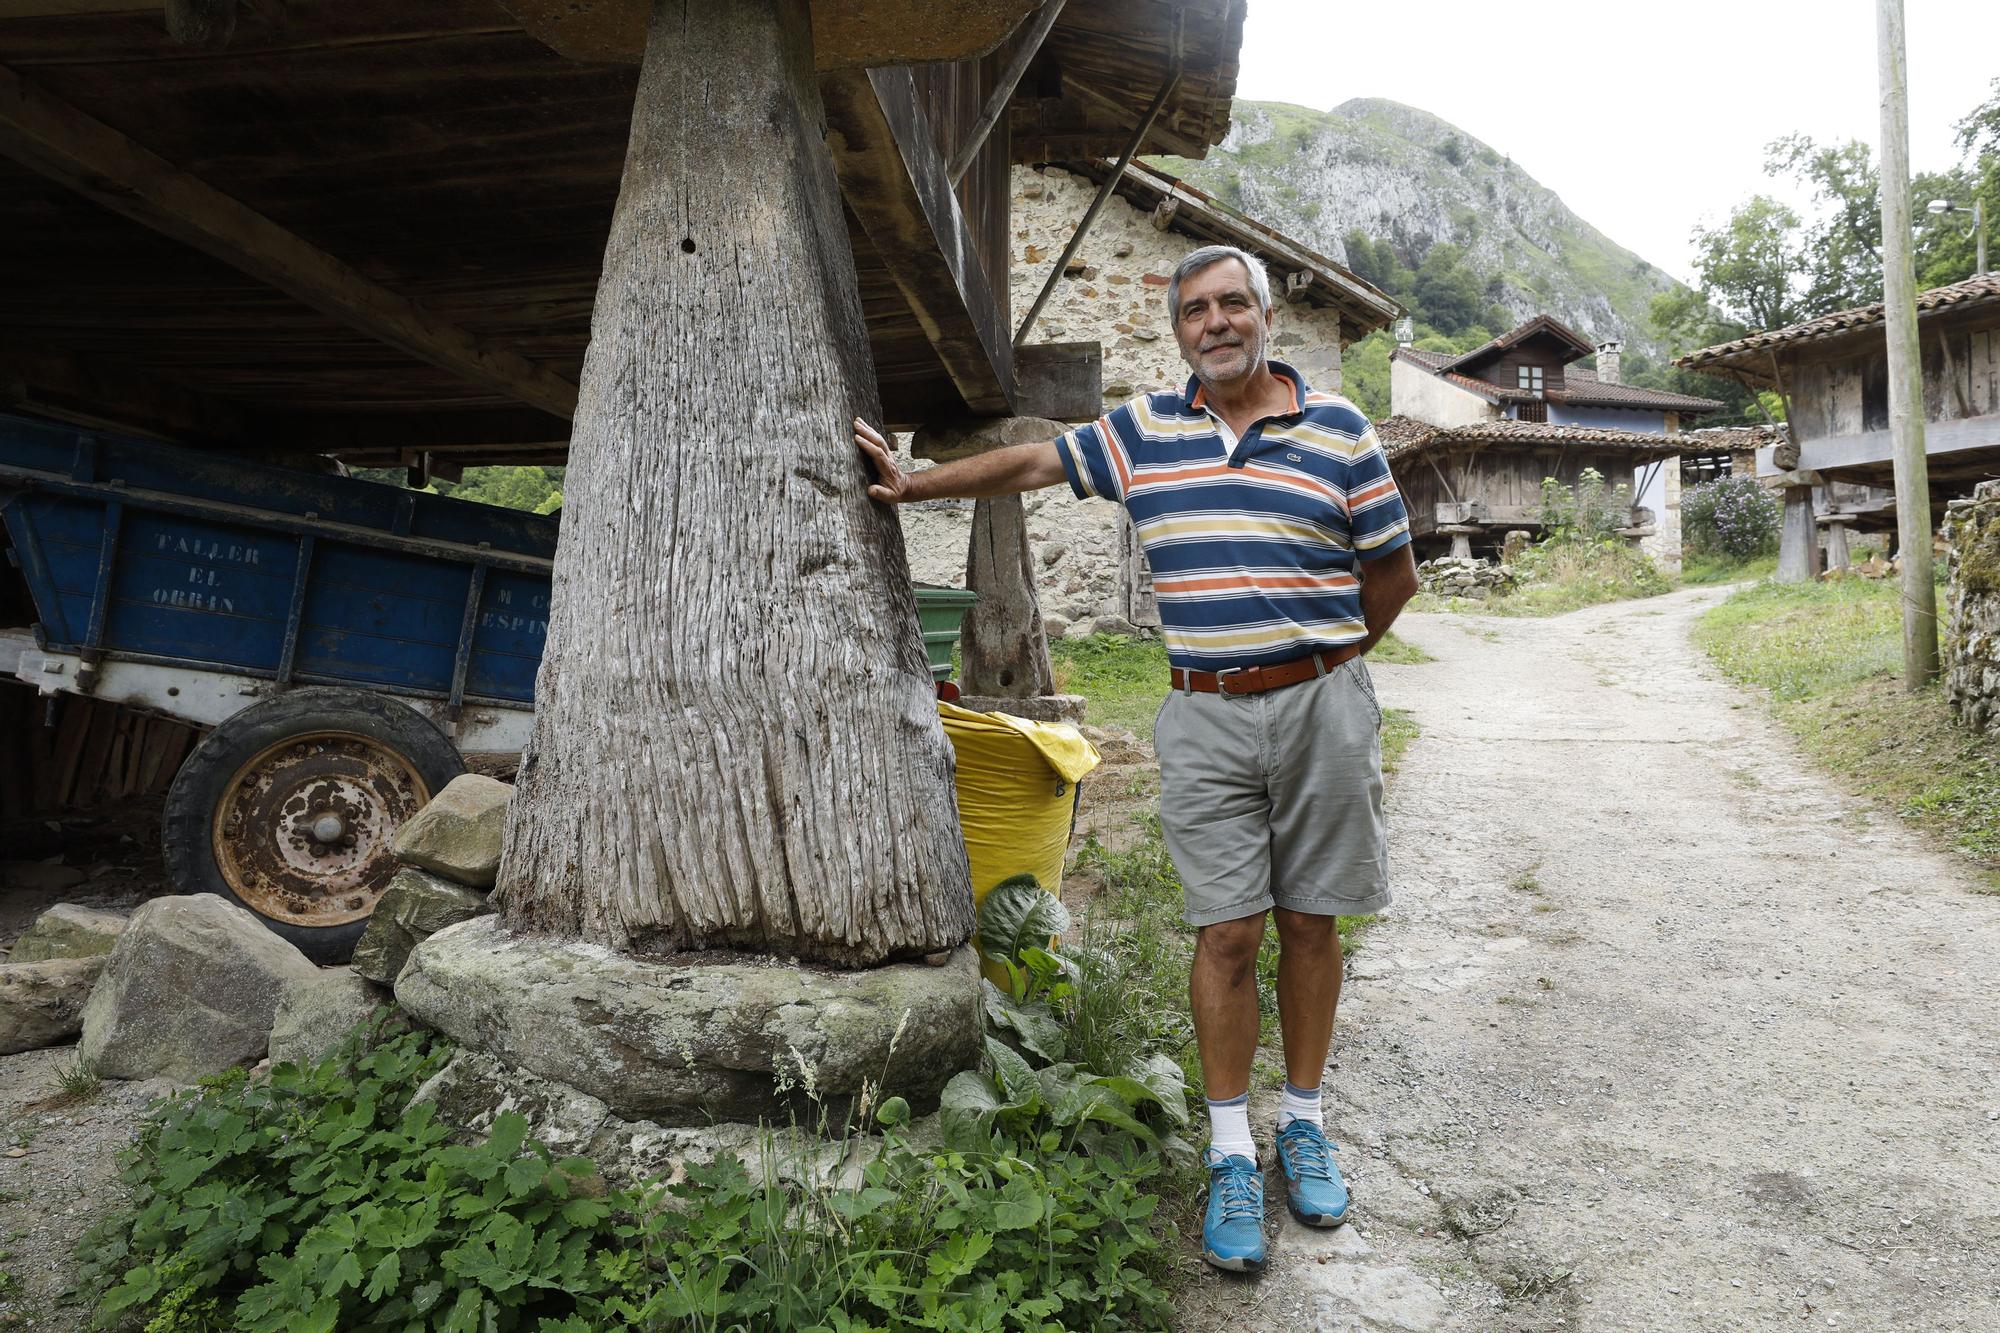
494, 0, 972, 967
1767, 134, 1883, 311
1412, 242, 1483, 334
1686, 194, 1811, 331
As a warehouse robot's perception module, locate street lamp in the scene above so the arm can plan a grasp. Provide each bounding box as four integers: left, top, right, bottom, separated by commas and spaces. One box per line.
1927, 197, 1988, 277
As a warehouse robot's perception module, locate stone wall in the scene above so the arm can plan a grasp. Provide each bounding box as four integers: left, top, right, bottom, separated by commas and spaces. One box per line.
897, 164, 1350, 635
1944, 479, 2000, 736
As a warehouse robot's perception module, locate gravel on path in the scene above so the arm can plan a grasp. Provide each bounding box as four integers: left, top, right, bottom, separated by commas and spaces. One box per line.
1179, 584, 2000, 1332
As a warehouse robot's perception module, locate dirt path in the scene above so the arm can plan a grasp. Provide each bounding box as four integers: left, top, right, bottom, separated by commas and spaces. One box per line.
1183, 585, 2000, 1332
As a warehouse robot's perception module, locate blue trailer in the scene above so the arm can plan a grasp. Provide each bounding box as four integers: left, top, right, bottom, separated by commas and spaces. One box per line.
1, 412, 557, 961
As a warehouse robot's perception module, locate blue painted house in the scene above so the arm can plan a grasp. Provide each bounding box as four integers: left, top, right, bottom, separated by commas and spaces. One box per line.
1383, 315, 1723, 561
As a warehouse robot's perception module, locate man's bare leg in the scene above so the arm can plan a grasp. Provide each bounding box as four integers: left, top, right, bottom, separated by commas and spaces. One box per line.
1190, 912, 1268, 1103
1273, 906, 1342, 1090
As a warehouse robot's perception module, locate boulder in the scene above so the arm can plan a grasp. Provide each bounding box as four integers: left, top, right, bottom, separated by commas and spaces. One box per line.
0, 957, 104, 1055
1090, 613, 1142, 638
268, 970, 391, 1068
78, 894, 321, 1081
352, 867, 494, 986
396, 915, 982, 1126
390, 774, 512, 888
9, 903, 128, 962
410, 1048, 866, 1190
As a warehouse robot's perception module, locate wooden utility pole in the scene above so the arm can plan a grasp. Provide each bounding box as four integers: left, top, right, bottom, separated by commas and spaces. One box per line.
1876, 0, 1940, 687
494, 0, 974, 966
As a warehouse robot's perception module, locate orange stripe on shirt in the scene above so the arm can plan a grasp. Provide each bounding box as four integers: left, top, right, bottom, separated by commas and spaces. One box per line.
1347, 476, 1399, 509
1097, 415, 1133, 494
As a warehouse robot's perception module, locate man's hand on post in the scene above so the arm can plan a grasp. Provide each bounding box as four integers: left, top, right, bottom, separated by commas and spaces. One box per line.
854, 417, 915, 505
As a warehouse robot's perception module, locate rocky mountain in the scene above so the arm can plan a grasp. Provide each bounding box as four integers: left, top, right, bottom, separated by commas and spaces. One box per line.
1151, 98, 1685, 357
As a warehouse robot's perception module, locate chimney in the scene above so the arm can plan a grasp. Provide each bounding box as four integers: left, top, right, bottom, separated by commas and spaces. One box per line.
1394, 315, 1415, 347
1595, 340, 1622, 384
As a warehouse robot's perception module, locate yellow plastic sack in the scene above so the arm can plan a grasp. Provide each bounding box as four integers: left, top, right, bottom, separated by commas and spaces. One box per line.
938, 703, 1101, 981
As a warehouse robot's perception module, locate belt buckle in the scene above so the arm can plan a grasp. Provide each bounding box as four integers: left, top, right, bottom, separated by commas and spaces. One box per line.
1215, 665, 1252, 695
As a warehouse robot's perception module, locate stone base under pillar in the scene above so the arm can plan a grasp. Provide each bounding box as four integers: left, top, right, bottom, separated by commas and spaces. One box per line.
394, 916, 981, 1126
952, 693, 1086, 723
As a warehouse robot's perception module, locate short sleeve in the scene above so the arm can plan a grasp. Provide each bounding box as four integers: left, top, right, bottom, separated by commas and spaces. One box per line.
1055, 406, 1137, 503
1343, 426, 1412, 560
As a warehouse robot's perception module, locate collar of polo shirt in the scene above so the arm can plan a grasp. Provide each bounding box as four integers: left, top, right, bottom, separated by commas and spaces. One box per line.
1185, 360, 1306, 417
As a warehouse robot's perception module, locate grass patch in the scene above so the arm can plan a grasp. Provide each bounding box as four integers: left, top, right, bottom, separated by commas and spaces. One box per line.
1678, 551, 1778, 586
1382, 707, 1418, 776
1051, 635, 1169, 738
1695, 578, 2000, 875
1373, 630, 1434, 665
1416, 542, 1672, 618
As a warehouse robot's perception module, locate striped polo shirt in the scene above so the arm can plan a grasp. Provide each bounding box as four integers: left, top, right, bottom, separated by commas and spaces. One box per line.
1056, 360, 1410, 671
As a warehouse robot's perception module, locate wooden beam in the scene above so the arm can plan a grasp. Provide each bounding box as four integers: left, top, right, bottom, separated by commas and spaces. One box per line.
495, 0, 1038, 68
1013, 340, 1101, 421
0, 339, 251, 446
1056, 75, 1210, 160
1787, 414, 2000, 480
0, 65, 580, 420
0, 342, 575, 459
823, 65, 1014, 416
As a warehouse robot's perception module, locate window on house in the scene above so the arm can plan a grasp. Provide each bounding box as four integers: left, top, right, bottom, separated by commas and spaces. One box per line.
1517, 365, 1545, 392
1516, 401, 1548, 423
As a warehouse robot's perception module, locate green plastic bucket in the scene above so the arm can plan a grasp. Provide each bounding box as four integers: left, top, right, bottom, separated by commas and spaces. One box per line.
913, 583, 977, 681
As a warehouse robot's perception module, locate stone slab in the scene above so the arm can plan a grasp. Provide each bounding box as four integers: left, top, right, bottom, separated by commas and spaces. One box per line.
9, 904, 128, 962
78, 894, 320, 1082
391, 774, 511, 888
395, 916, 981, 1125
268, 970, 392, 1068
0, 957, 103, 1055
953, 693, 1087, 724
352, 867, 493, 986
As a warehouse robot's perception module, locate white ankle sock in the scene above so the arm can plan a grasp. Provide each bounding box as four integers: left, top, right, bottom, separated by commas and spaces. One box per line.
1206, 1092, 1255, 1160
1277, 1081, 1323, 1131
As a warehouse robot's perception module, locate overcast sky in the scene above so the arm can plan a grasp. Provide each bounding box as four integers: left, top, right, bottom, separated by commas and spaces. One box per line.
1232, 0, 2000, 285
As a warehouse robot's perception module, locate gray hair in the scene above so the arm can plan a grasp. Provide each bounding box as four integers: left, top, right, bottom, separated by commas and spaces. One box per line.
1166, 244, 1273, 321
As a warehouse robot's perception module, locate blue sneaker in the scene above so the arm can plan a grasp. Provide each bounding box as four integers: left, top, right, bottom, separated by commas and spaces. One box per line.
1275, 1120, 1350, 1227
1201, 1151, 1265, 1271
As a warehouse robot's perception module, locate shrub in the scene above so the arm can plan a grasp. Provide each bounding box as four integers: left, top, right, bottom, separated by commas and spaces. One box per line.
1539, 468, 1630, 546
82, 966, 1185, 1331
1683, 475, 1780, 558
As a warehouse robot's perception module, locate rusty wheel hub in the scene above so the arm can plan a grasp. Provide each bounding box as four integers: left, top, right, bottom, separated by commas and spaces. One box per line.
211, 731, 431, 927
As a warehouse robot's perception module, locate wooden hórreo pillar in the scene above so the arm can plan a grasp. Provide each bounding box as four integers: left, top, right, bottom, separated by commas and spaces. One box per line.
960, 495, 1055, 698
495, 0, 972, 967
1776, 482, 1822, 584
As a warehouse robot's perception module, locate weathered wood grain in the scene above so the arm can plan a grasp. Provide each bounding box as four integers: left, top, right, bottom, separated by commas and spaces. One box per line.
495, 0, 974, 967
959, 495, 1053, 698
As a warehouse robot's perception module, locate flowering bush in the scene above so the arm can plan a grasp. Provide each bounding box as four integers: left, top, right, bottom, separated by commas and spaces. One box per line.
1539, 468, 1630, 546
1683, 475, 1780, 558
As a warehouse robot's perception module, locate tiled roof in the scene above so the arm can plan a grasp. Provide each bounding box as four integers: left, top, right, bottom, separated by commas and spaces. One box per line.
1555, 368, 1724, 413
1440, 314, 1596, 373
1675, 274, 2000, 384
1374, 415, 1696, 463
1392, 346, 1722, 414
1675, 423, 1789, 453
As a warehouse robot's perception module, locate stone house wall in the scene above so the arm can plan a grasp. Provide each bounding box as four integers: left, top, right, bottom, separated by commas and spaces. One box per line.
896, 164, 1350, 638
1943, 478, 2000, 736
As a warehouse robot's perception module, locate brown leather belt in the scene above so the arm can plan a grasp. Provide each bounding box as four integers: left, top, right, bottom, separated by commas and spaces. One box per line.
1169, 643, 1362, 696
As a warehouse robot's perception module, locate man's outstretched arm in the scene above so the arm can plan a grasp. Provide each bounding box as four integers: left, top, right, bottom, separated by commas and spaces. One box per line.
854, 417, 1066, 504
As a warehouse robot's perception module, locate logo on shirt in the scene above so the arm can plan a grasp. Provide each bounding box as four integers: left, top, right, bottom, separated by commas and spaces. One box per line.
1285, 452, 1303, 463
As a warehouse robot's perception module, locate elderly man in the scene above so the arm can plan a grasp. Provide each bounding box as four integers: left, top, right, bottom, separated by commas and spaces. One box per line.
855, 243, 1418, 1272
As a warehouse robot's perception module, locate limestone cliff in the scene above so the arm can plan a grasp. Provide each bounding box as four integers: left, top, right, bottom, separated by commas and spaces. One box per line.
1151, 98, 1685, 356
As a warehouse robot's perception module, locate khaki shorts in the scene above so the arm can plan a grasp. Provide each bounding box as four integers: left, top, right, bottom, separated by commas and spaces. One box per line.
1155, 657, 1392, 927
